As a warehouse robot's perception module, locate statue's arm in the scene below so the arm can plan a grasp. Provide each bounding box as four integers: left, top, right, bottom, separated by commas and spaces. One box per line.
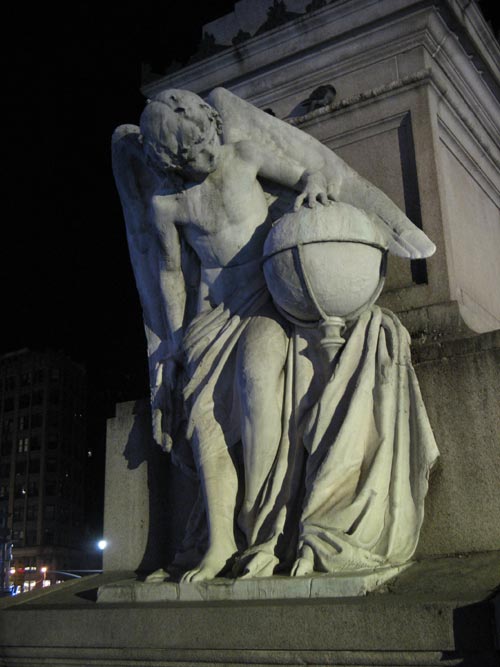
236, 140, 331, 210
151, 197, 187, 361
209, 87, 435, 259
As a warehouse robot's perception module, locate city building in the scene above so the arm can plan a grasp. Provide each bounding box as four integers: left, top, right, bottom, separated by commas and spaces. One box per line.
0, 349, 88, 592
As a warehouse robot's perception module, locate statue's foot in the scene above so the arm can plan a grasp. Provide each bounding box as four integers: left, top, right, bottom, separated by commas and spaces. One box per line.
291, 545, 315, 577
145, 568, 169, 583
238, 551, 279, 579
180, 544, 237, 583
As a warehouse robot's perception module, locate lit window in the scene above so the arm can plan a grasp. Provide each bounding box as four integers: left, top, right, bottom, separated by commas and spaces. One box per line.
17, 438, 29, 454
14, 485, 25, 498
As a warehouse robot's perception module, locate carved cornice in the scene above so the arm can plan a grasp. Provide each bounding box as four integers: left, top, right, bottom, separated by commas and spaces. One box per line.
291, 66, 500, 185
289, 69, 434, 125
142, 1, 499, 98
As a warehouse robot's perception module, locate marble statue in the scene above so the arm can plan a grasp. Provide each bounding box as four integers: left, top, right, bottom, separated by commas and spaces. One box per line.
112, 87, 439, 583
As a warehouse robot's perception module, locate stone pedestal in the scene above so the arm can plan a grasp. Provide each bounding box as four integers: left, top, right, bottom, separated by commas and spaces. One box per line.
1, 552, 498, 666
103, 400, 197, 572
413, 330, 500, 557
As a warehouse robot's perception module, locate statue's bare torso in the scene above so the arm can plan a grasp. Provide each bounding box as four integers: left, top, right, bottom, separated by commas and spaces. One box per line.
156, 146, 269, 262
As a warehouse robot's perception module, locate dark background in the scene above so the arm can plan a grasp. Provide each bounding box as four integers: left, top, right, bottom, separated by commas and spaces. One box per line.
2, 1, 498, 538
3, 0, 237, 537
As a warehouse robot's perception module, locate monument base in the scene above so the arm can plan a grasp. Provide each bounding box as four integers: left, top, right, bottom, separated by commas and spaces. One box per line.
1, 551, 498, 666
97, 564, 410, 603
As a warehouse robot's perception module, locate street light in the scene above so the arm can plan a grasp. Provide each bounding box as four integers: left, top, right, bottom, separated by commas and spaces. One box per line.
97, 539, 107, 551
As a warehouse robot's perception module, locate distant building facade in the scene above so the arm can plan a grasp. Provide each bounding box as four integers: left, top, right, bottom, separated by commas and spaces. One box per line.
0, 349, 87, 591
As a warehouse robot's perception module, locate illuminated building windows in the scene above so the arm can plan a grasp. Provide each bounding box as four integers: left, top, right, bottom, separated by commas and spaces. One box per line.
17, 437, 29, 454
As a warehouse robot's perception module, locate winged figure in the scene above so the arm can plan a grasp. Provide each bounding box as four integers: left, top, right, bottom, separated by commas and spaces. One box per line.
112, 88, 438, 583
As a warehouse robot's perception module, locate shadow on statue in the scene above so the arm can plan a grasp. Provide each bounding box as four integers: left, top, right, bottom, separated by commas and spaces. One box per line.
122, 400, 198, 574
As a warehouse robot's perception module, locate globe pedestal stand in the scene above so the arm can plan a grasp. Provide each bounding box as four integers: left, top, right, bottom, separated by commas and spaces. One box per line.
319, 315, 346, 364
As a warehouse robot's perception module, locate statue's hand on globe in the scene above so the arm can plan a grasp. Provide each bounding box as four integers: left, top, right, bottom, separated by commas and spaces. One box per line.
294, 171, 335, 210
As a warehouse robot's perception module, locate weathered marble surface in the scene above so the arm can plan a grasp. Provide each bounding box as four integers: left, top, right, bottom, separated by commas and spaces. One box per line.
98, 564, 411, 603
112, 87, 437, 586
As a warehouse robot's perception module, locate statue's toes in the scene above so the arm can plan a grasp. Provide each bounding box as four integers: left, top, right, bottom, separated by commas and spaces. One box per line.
180, 567, 203, 583
291, 557, 313, 577
239, 552, 278, 579
145, 568, 168, 583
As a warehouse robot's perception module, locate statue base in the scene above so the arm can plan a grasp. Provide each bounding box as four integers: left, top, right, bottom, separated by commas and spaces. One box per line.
1, 551, 498, 666
97, 564, 410, 604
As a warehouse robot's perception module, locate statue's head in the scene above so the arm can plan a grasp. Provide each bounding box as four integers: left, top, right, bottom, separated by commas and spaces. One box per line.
140, 89, 223, 180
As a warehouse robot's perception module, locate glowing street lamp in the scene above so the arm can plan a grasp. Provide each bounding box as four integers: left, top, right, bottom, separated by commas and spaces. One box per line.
97, 539, 108, 551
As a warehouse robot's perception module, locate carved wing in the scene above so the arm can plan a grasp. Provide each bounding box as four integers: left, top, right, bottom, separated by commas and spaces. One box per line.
208, 87, 435, 259
112, 125, 194, 451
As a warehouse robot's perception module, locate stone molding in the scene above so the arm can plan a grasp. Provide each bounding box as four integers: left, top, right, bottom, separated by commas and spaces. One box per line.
142, 1, 499, 102
292, 67, 500, 194
142, 2, 499, 174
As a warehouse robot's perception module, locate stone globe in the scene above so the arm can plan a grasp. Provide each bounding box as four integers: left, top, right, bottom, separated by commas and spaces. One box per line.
262, 202, 388, 328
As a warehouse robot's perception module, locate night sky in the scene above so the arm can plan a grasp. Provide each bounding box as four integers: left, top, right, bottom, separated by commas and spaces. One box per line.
3, 1, 237, 534
4, 0, 237, 395
3, 1, 498, 536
